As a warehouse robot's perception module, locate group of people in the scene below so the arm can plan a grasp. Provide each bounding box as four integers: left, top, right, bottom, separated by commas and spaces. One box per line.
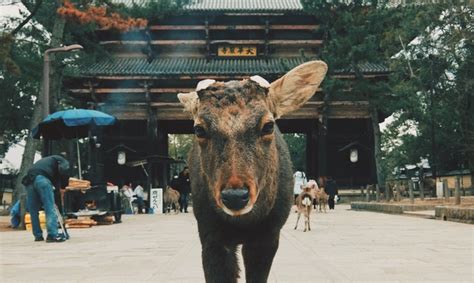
293, 168, 339, 210
168, 167, 191, 213
119, 167, 191, 214
121, 182, 146, 214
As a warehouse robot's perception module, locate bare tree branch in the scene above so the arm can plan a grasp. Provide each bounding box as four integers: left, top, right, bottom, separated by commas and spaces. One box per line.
398, 34, 416, 79
11, 0, 43, 36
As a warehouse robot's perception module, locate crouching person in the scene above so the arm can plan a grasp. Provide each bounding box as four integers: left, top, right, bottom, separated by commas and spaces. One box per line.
22, 154, 70, 242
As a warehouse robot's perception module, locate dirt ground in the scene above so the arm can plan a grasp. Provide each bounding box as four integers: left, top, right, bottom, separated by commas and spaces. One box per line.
0, 216, 16, 232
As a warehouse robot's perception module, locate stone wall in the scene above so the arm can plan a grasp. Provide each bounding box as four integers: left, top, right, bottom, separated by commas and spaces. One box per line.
435, 206, 474, 224
351, 202, 436, 214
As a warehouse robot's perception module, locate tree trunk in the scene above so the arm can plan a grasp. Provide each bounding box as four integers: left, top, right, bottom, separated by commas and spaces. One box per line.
14, 99, 42, 230
13, 13, 65, 230
48, 17, 66, 156
370, 106, 385, 197
49, 17, 66, 114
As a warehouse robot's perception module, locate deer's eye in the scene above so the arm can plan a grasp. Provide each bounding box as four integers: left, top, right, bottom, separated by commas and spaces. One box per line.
261, 121, 274, 135
194, 125, 207, 138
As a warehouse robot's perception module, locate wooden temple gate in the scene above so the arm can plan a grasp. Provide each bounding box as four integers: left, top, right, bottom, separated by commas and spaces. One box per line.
64, 0, 389, 191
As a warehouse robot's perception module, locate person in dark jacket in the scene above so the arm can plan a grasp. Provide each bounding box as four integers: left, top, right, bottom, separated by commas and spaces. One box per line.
177, 167, 191, 213
324, 176, 338, 210
22, 155, 70, 242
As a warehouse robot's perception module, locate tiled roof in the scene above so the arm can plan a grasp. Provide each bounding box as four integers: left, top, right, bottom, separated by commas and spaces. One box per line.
111, 0, 304, 12
74, 57, 389, 77
184, 0, 303, 12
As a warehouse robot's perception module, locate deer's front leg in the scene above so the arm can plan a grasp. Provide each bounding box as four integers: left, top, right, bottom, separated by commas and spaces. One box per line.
242, 231, 279, 283
200, 236, 239, 283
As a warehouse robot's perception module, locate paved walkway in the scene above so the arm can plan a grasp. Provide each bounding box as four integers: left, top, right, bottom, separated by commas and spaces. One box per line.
0, 205, 472, 282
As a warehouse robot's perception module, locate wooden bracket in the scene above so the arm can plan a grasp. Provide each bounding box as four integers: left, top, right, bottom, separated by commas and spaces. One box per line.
205, 17, 211, 61
84, 81, 99, 107
264, 18, 270, 59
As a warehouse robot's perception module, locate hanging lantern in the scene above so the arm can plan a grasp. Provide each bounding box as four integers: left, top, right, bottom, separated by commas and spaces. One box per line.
350, 148, 358, 163
117, 151, 126, 165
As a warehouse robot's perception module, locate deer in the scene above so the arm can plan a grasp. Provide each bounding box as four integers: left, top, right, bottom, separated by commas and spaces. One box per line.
177, 60, 327, 283
163, 186, 180, 214
294, 185, 315, 232
307, 179, 328, 213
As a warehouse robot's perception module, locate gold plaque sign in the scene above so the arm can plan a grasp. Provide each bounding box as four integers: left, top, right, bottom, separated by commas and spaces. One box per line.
218, 46, 257, 57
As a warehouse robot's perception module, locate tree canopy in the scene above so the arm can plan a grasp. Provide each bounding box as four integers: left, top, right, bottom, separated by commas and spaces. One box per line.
302, 0, 473, 179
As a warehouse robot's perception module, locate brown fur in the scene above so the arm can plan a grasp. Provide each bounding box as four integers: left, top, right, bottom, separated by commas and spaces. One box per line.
163, 186, 180, 214
294, 187, 314, 232
314, 187, 328, 213
178, 61, 327, 283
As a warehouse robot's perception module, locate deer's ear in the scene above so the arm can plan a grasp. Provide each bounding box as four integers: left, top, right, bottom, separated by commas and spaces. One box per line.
269, 61, 327, 118
178, 92, 199, 117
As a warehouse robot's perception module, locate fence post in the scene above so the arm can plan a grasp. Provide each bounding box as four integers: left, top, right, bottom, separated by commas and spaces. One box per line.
455, 176, 461, 205
443, 179, 449, 202
419, 180, 424, 200
396, 183, 401, 202
409, 180, 414, 204
376, 184, 380, 202
366, 185, 370, 202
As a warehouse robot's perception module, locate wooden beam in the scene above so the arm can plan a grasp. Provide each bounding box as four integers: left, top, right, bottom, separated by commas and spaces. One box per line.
98, 101, 367, 107
97, 101, 370, 120
70, 87, 324, 95
71, 73, 388, 82
70, 88, 195, 94
99, 39, 323, 46
148, 24, 320, 31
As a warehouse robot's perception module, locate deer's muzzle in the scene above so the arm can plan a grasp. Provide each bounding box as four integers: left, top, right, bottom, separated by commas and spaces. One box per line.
221, 187, 249, 211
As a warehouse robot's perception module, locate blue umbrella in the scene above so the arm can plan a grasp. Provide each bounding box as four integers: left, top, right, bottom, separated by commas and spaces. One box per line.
32, 109, 117, 179
32, 109, 117, 140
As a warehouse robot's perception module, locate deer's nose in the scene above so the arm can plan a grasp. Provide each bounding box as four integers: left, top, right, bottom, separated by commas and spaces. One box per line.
221, 187, 249, 211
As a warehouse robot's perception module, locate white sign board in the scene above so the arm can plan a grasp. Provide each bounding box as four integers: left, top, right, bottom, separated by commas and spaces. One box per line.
436, 182, 444, 198
150, 188, 163, 214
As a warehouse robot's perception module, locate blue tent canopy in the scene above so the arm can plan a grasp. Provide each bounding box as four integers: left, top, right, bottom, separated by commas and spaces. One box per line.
32, 109, 117, 140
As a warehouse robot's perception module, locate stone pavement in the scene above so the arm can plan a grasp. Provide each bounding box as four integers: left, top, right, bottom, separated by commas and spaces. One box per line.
0, 205, 472, 282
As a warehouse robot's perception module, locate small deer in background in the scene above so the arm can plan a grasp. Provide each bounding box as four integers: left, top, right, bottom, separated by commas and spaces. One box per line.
314, 187, 328, 213
163, 186, 180, 214
294, 186, 315, 232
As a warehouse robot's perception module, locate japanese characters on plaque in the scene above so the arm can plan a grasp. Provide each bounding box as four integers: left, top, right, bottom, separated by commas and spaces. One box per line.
150, 188, 163, 214
218, 46, 257, 57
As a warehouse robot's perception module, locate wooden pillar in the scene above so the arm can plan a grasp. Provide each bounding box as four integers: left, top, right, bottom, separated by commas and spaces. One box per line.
375, 184, 380, 202
409, 180, 414, 204
455, 176, 461, 205
317, 121, 327, 178
155, 122, 169, 188
88, 125, 104, 184
306, 120, 318, 178
419, 180, 425, 200
396, 183, 401, 202
443, 179, 449, 202
370, 107, 385, 192
365, 185, 370, 202
385, 182, 391, 202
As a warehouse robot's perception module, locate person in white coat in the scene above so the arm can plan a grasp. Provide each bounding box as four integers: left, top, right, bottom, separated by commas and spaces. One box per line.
293, 168, 307, 204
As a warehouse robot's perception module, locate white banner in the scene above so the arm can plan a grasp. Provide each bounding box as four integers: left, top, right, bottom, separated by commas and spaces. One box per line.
150, 188, 163, 214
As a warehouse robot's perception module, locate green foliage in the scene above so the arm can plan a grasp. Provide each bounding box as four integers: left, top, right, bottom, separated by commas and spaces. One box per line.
0, 3, 50, 154
1, 0, 190, 155
302, 1, 473, 179
283, 134, 306, 172
384, 4, 473, 176
168, 134, 193, 161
